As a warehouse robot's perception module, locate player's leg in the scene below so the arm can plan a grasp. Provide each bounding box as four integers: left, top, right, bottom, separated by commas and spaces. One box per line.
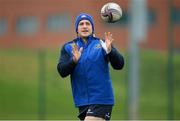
85, 116, 105, 121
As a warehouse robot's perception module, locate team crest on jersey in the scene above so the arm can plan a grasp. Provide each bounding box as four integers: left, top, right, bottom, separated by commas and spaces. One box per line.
94, 44, 102, 49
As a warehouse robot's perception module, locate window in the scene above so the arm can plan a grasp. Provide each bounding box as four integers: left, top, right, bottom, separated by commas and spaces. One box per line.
47, 14, 71, 32
147, 9, 156, 26
0, 18, 7, 36
16, 16, 39, 35
171, 7, 180, 25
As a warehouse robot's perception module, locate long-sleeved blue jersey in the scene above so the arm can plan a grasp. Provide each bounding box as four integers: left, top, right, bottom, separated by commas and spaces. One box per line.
57, 35, 124, 107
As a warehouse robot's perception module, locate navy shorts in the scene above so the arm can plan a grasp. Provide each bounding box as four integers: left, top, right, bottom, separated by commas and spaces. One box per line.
78, 104, 113, 121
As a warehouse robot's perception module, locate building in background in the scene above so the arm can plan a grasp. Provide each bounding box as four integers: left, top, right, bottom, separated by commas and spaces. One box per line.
0, 0, 179, 50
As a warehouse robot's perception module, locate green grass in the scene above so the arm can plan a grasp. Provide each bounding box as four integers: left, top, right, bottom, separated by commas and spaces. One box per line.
0, 48, 179, 120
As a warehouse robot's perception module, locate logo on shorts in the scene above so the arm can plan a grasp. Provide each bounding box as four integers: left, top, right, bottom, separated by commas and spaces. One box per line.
105, 113, 111, 119
87, 109, 94, 114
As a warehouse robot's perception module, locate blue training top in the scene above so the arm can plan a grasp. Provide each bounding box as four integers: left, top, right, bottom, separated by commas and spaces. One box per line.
57, 35, 124, 107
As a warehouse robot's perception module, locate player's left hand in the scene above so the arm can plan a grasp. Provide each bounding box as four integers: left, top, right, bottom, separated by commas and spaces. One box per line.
105, 32, 113, 53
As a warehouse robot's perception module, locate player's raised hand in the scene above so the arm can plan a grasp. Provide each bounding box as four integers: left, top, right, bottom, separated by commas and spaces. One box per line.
105, 32, 113, 53
72, 43, 83, 63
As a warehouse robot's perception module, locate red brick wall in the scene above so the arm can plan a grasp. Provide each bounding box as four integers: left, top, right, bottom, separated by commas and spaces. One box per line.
0, 0, 179, 50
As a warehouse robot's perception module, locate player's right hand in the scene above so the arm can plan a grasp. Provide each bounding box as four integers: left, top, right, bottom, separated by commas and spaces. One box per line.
72, 43, 83, 63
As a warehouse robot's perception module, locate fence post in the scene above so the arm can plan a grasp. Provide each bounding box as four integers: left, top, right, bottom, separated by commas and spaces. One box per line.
167, 0, 174, 119
38, 49, 46, 120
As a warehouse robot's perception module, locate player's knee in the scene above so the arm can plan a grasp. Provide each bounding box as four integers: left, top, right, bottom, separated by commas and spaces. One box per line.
84, 116, 105, 121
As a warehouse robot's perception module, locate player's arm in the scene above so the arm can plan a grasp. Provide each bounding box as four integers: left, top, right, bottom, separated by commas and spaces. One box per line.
101, 32, 124, 70
107, 46, 124, 70
57, 45, 76, 78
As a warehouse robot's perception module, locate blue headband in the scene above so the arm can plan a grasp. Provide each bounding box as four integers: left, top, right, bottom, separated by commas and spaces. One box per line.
75, 13, 94, 33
